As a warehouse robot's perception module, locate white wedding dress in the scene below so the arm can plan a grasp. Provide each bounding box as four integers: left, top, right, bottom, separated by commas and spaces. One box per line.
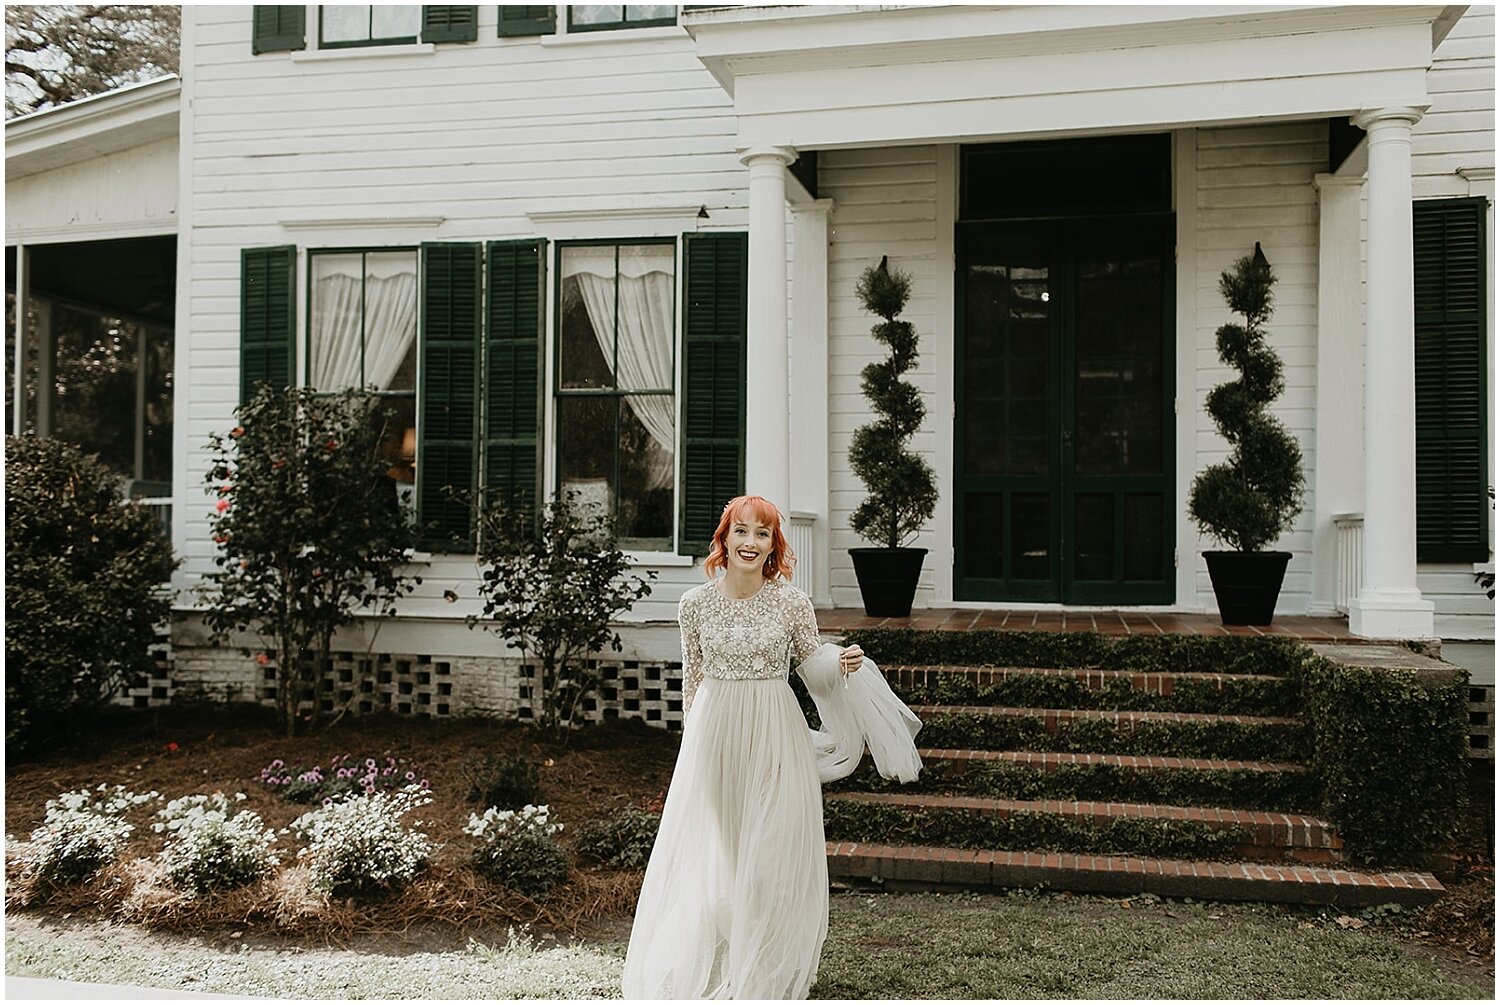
621, 578, 923, 1000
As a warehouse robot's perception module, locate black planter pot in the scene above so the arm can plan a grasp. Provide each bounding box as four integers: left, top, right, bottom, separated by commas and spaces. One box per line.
1203, 551, 1292, 626
849, 547, 927, 618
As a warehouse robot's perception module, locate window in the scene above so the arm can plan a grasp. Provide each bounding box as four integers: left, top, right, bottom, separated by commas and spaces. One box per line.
567, 5, 677, 32
320, 5, 421, 47
1414, 197, 1489, 563
556, 241, 676, 551
308, 248, 420, 494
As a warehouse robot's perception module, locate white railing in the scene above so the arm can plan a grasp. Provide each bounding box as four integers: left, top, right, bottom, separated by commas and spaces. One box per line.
1333, 513, 1364, 614
789, 511, 818, 600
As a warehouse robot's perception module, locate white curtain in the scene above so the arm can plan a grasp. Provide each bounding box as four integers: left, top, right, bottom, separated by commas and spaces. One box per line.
569, 250, 676, 492
310, 255, 417, 391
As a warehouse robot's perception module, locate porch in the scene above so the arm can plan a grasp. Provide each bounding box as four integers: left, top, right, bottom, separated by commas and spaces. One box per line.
814, 607, 1360, 640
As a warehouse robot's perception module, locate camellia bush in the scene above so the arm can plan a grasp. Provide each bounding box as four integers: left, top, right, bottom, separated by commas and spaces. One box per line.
4, 436, 177, 752
468, 489, 655, 739
199, 386, 422, 736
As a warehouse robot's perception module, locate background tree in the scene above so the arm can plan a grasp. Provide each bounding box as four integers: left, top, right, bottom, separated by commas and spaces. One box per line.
1188, 245, 1306, 552
6, 5, 179, 118
468, 490, 656, 741
848, 257, 938, 548
200, 386, 421, 737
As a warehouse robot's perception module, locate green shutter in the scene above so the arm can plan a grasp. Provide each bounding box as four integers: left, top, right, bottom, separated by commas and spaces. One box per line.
422, 6, 478, 42
1414, 197, 1489, 563
497, 5, 555, 36
679, 232, 747, 557
419, 243, 483, 551
251, 5, 306, 54
240, 246, 296, 403
484, 239, 544, 516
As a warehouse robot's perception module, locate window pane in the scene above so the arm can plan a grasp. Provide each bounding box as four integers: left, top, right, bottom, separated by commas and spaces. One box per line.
364, 251, 418, 391
571, 6, 623, 26
615, 244, 674, 392
558, 268, 613, 390
370, 4, 420, 39
322, 6, 371, 42
558, 395, 616, 516
618, 393, 674, 548
52, 307, 138, 478
310, 253, 365, 389
626, 5, 676, 21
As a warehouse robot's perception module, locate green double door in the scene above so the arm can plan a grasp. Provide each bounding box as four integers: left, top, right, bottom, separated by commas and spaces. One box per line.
955, 215, 1175, 604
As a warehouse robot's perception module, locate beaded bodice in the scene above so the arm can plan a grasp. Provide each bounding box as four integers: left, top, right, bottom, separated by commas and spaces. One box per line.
677, 578, 824, 716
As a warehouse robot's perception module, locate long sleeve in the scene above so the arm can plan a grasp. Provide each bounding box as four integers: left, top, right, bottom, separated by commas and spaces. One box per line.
678, 591, 704, 718
787, 587, 823, 667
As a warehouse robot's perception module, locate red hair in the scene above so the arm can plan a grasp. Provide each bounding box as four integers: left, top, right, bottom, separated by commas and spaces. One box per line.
704, 495, 797, 582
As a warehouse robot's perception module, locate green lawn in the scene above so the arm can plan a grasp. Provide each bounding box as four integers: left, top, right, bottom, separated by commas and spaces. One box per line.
6, 890, 1490, 1000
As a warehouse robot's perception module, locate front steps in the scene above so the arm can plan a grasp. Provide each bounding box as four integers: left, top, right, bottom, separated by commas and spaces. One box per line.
822, 658, 1445, 907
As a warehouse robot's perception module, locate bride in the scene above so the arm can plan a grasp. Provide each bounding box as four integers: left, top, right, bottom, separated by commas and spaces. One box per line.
622, 495, 924, 1000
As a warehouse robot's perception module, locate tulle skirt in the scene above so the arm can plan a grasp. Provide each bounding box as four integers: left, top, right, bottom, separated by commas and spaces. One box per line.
621, 674, 829, 1000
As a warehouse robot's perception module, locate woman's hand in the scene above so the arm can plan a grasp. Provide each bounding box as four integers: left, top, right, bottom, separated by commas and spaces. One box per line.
840, 644, 864, 677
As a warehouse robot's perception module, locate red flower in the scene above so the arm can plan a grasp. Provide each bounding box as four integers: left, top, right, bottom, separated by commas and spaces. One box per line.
215, 498, 230, 513
272, 459, 286, 470
230, 426, 245, 438
213, 534, 228, 544
164, 742, 179, 754
324, 439, 337, 452
255, 652, 271, 666
219, 483, 233, 495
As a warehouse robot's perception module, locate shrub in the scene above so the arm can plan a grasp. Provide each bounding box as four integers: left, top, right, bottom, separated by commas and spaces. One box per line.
199, 386, 421, 737
1188, 245, 1305, 552
5, 436, 177, 752
1299, 655, 1470, 866
461, 752, 540, 810
18, 784, 159, 885
285, 783, 435, 896
151, 792, 278, 896
260, 754, 428, 804
469, 490, 655, 739
465, 804, 569, 898
574, 807, 660, 870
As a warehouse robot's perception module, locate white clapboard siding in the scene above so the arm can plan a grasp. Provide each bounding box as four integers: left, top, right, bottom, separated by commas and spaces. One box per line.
819, 145, 942, 610
6, 136, 177, 241
177, 7, 743, 638
1192, 122, 1324, 614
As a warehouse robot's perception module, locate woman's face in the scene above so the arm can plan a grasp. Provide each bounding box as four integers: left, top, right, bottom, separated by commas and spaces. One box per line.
725, 516, 773, 573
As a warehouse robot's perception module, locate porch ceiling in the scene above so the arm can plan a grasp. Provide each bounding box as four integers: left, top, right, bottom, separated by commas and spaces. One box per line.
684, 4, 1463, 150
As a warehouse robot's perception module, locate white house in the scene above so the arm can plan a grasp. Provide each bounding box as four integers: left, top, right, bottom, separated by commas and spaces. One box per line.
6, 5, 1494, 724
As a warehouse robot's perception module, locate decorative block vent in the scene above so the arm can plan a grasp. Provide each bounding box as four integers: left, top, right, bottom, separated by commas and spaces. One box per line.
115, 623, 174, 709
517, 660, 687, 732
1470, 684, 1495, 760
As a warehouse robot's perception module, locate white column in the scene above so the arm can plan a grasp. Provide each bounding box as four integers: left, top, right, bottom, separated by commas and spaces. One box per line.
9, 243, 26, 433
1310, 173, 1365, 614
740, 145, 797, 517
790, 197, 833, 605
1347, 106, 1434, 638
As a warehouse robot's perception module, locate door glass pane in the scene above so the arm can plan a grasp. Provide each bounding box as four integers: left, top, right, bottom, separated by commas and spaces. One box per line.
965, 260, 1049, 476
1011, 493, 1050, 581
557, 395, 615, 516
1075, 242, 1163, 476
963, 492, 1004, 579
617, 393, 673, 549
1124, 493, 1164, 582
1074, 493, 1114, 581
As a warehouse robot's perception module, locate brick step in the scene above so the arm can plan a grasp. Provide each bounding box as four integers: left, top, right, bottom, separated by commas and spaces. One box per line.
826, 791, 1342, 863
828, 749, 1317, 813
889, 665, 1297, 716
824, 841, 1445, 908
909, 705, 1309, 762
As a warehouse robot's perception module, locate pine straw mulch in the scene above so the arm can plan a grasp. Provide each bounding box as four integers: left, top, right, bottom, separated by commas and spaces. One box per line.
1399, 776, 1496, 973
4, 705, 680, 944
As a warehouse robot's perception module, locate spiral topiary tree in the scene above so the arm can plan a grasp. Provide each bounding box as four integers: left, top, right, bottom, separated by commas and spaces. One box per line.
849, 257, 938, 549
1189, 245, 1305, 553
